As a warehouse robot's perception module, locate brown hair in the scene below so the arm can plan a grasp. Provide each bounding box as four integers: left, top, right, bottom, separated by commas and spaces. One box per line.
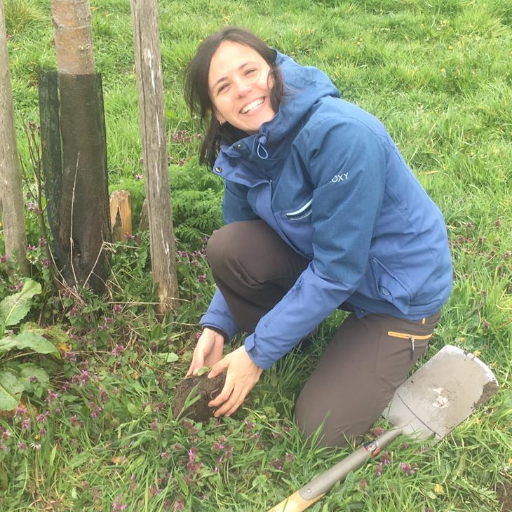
184, 27, 284, 167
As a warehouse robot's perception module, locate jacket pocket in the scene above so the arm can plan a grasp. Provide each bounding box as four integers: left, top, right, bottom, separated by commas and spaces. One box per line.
371, 257, 412, 314
276, 202, 314, 258
284, 198, 313, 221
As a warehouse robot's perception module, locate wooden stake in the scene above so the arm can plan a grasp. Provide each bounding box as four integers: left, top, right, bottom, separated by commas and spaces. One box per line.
130, 0, 179, 314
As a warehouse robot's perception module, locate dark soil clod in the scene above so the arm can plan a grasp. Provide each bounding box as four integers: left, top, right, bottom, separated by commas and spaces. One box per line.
172, 373, 226, 422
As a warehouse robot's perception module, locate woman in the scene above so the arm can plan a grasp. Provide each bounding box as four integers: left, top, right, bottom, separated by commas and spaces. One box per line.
184, 27, 452, 447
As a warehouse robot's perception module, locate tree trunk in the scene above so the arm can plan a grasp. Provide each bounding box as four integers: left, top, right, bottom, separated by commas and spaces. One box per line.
48, 0, 110, 294
130, 0, 179, 314
0, 0, 29, 275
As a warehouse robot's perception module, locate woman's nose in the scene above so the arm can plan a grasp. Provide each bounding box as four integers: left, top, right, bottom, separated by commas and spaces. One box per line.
233, 77, 251, 96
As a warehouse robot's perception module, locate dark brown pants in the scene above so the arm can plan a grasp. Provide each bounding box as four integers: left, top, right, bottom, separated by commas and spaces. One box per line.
207, 220, 441, 447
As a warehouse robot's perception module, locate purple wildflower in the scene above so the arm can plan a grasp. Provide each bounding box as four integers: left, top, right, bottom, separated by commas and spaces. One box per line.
63, 351, 77, 362
112, 344, 124, 357
36, 411, 50, 424
77, 370, 90, 385
198, 274, 207, 283
18, 442, 27, 450
47, 390, 59, 403
173, 497, 185, 511
99, 387, 108, 402
135, 173, 143, 181
112, 304, 124, 313
400, 462, 416, 475
382, 451, 391, 465
112, 496, 127, 511
21, 419, 31, 431
14, 405, 29, 418
271, 458, 283, 470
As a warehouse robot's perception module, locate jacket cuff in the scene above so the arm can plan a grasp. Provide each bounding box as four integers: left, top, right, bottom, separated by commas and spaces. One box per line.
244, 334, 274, 370
201, 325, 229, 344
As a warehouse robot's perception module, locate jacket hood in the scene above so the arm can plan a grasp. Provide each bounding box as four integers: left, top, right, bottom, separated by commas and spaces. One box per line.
264, 51, 341, 141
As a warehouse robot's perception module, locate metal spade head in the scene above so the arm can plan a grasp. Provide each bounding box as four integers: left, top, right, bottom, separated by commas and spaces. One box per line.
386, 345, 499, 441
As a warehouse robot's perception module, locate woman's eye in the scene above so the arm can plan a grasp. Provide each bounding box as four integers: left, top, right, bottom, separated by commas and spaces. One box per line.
217, 83, 229, 94
245, 68, 257, 76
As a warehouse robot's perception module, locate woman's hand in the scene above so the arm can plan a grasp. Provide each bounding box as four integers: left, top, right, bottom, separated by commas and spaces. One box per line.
186, 328, 225, 377
208, 346, 263, 417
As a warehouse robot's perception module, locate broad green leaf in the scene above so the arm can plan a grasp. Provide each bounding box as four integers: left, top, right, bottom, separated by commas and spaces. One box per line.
21, 323, 70, 344
0, 370, 24, 411
0, 280, 42, 328
13, 331, 59, 355
161, 352, 179, 363
19, 364, 50, 392
197, 366, 210, 376
0, 337, 19, 353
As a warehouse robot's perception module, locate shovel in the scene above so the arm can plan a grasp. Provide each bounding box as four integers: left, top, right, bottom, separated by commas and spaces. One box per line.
267, 345, 499, 512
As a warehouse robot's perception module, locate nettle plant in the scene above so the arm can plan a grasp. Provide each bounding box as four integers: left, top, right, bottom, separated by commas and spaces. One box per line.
0, 278, 60, 411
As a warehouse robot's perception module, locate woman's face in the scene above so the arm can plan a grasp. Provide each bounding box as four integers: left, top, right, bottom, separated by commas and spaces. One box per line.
208, 41, 276, 134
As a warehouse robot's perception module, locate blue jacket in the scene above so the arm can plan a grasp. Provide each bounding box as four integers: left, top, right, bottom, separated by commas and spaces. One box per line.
200, 51, 452, 370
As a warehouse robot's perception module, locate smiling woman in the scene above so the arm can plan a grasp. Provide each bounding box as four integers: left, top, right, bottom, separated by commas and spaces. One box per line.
183, 26, 453, 448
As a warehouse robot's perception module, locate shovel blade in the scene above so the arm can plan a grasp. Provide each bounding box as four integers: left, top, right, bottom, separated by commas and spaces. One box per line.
387, 345, 499, 441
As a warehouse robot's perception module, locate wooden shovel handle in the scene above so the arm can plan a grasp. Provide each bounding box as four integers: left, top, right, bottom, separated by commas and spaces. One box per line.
266, 429, 402, 512
267, 490, 325, 512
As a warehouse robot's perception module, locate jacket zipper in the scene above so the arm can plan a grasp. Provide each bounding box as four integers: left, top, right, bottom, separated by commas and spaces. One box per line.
387, 331, 433, 360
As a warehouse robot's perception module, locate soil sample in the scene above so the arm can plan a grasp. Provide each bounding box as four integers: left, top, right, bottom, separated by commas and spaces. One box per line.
172, 373, 226, 422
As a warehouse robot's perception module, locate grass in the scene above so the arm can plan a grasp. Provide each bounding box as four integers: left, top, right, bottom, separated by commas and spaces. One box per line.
1, 0, 511, 510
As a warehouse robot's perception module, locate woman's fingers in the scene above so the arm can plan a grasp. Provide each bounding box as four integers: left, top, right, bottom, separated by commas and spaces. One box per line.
186, 328, 225, 377
209, 377, 234, 410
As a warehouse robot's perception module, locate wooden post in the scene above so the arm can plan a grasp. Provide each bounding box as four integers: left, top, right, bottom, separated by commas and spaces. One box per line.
130, 0, 179, 314
0, 0, 29, 275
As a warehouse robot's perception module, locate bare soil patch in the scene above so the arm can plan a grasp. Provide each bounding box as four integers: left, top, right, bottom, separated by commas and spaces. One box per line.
497, 478, 512, 512
172, 373, 226, 422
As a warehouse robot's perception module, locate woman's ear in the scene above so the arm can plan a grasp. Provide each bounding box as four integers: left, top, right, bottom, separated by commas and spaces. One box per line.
211, 107, 226, 125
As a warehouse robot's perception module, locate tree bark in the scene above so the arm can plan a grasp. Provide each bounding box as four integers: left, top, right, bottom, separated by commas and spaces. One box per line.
0, 0, 29, 275
51, 0, 95, 75
47, 0, 110, 294
130, 0, 179, 314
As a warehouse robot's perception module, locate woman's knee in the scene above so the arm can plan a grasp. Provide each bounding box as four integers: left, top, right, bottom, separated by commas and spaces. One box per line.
206, 222, 249, 273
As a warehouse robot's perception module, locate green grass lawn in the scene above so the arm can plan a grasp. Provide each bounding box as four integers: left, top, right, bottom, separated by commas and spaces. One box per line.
1, 0, 511, 510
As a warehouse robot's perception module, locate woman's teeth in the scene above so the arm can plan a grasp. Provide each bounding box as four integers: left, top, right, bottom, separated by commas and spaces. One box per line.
241, 99, 264, 114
